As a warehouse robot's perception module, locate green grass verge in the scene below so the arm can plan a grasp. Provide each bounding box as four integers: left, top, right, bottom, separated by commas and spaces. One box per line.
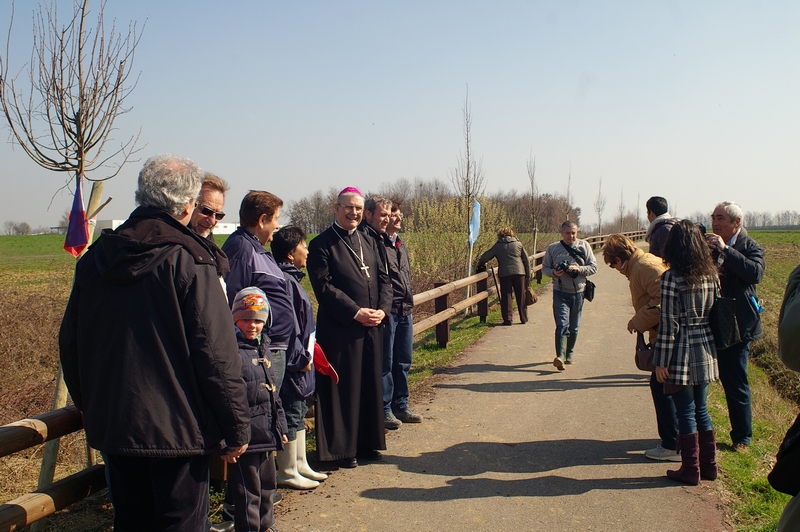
707, 365, 795, 531
409, 306, 505, 387
704, 230, 799, 531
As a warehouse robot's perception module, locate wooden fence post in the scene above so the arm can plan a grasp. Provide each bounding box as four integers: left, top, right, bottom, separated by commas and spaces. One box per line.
434, 282, 450, 348
476, 276, 488, 322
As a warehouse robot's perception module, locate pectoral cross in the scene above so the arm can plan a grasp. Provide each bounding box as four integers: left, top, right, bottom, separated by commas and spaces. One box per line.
360, 264, 370, 279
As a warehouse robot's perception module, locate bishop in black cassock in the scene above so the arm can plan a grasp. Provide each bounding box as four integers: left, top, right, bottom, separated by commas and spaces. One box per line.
307, 188, 392, 464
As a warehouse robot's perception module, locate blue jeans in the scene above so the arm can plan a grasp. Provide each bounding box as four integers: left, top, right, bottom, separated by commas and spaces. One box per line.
283, 397, 308, 442
671, 383, 713, 435
650, 373, 679, 450
717, 341, 753, 445
270, 348, 286, 397
552, 289, 583, 338
383, 313, 413, 413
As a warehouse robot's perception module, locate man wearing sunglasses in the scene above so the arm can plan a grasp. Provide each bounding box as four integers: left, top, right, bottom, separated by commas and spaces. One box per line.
190, 173, 228, 242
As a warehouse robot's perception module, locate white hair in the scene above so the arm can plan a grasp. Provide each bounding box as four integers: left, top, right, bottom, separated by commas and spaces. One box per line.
135, 154, 203, 216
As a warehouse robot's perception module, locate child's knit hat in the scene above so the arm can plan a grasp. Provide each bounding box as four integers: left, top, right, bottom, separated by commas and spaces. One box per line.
231, 287, 270, 323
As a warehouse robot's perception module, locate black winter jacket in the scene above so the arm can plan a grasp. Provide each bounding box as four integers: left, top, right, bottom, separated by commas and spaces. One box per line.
235, 332, 287, 452
59, 207, 250, 456
714, 227, 765, 343
362, 223, 414, 316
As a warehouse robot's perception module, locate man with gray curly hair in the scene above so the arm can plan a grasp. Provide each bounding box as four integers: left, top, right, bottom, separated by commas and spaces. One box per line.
60, 154, 250, 531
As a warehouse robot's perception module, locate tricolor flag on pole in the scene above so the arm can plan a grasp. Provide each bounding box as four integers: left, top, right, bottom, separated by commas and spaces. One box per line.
64, 176, 89, 257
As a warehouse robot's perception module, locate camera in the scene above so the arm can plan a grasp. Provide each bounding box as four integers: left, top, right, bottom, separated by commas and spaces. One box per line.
554, 260, 578, 279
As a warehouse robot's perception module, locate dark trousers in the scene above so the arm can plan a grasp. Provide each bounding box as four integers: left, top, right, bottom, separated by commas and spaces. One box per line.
717, 340, 753, 445
225, 452, 276, 532
500, 274, 527, 324
650, 372, 679, 450
104, 453, 210, 532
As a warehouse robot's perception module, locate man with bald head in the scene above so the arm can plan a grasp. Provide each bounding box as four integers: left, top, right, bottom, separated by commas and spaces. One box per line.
307, 187, 392, 468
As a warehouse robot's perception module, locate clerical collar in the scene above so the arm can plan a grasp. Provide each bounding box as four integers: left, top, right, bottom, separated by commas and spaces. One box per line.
334, 221, 357, 235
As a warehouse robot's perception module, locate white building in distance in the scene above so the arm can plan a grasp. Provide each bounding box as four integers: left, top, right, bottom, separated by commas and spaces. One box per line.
96, 220, 238, 235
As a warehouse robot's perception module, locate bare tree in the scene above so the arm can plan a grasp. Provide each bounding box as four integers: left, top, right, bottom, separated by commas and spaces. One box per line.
526, 151, 541, 251
449, 86, 486, 234
561, 162, 573, 221
1, 0, 144, 198
1, 0, 144, 498
593, 177, 606, 235
617, 189, 625, 232
57, 209, 71, 232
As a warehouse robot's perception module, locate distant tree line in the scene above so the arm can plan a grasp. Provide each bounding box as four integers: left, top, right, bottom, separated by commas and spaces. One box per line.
285, 177, 582, 237
2, 221, 60, 235
683, 210, 800, 230
3, 210, 70, 235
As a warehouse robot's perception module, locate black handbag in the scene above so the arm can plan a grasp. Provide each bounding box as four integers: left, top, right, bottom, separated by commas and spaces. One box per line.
583, 279, 596, 302
710, 295, 741, 350
635, 332, 656, 372
768, 413, 800, 496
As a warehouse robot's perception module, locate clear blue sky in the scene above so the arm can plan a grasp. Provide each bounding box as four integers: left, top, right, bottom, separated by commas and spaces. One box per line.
2, 1, 798, 228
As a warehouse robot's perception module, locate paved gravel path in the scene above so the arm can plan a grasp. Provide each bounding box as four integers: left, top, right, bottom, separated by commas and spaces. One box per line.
276, 249, 732, 531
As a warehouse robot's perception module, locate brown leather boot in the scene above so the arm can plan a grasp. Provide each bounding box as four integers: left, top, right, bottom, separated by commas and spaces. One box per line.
667, 433, 700, 485
698, 429, 718, 480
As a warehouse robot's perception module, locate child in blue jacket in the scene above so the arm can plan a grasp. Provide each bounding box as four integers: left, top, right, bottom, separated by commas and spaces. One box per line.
222, 287, 288, 532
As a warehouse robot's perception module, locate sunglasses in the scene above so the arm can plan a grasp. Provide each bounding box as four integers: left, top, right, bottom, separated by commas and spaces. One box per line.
197, 204, 225, 220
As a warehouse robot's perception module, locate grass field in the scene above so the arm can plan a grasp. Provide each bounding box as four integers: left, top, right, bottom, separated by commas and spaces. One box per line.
1, 229, 798, 530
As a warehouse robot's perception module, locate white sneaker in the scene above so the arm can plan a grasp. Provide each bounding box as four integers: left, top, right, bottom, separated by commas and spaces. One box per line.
645, 444, 681, 462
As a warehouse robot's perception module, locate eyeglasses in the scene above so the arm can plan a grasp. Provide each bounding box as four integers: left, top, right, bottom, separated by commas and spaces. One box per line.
337, 203, 364, 214
196, 204, 225, 220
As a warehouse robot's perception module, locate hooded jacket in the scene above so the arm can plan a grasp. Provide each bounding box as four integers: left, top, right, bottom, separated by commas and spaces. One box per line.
277, 262, 316, 401
59, 206, 250, 456
645, 214, 679, 259
234, 331, 287, 452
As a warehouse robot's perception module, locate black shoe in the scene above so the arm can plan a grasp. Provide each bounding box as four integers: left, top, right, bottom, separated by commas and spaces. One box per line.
208, 522, 234, 532
356, 449, 383, 461
272, 491, 282, 507
336, 457, 358, 468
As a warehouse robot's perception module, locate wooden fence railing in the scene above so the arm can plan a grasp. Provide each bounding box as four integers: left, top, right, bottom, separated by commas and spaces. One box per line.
412, 229, 645, 346
0, 406, 106, 531
0, 229, 645, 529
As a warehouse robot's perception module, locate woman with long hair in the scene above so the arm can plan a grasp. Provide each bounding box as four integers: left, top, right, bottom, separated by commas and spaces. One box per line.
654, 220, 720, 485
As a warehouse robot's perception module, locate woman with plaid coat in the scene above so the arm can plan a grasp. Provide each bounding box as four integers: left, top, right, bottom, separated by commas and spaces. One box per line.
654, 220, 720, 485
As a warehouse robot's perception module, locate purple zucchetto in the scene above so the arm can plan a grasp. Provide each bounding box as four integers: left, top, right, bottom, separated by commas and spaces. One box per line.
337, 186, 363, 198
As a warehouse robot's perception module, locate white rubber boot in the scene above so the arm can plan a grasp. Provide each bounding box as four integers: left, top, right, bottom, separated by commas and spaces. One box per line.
276, 439, 320, 489
296, 429, 328, 481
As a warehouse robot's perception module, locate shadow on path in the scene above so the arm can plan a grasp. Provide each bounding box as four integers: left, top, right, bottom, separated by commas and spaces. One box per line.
433, 373, 650, 394
360, 474, 671, 502
385, 438, 655, 477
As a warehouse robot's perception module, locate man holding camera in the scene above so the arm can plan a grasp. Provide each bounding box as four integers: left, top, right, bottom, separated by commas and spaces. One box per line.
706, 201, 765, 452
542, 221, 598, 370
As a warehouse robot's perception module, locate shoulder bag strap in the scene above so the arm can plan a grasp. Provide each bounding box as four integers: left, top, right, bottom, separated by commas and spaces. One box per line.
560, 240, 586, 266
